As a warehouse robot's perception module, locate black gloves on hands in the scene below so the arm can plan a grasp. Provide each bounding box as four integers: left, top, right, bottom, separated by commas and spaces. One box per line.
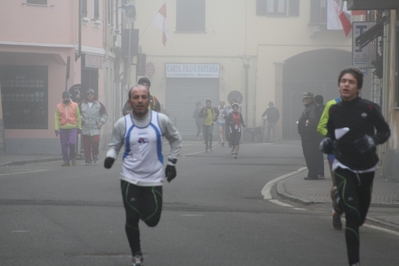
104, 157, 115, 169
355, 135, 377, 154
165, 165, 177, 182
319, 137, 334, 154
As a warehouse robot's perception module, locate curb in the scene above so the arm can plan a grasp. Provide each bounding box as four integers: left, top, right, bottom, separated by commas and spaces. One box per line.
0, 158, 61, 167
276, 179, 314, 205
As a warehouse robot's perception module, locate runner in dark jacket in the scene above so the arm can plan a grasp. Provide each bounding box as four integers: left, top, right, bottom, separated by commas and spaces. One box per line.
320, 67, 390, 266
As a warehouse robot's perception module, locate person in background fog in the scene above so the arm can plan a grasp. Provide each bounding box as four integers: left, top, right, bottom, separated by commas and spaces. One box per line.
79, 89, 108, 165
314, 95, 325, 179
298, 92, 320, 180
122, 77, 160, 115
225, 98, 237, 148
261, 101, 280, 143
192, 101, 203, 140
199, 98, 219, 152
227, 103, 245, 159
217, 100, 227, 146
54, 91, 82, 166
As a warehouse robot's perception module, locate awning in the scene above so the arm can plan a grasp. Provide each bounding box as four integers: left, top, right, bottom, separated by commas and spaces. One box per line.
355, 16, 387, 49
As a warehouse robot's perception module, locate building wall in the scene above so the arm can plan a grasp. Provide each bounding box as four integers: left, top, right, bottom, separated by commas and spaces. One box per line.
0, 0, 111, 154
133, 0, 352, 136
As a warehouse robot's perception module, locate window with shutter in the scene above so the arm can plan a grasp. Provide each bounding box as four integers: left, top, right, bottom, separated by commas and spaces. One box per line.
176, 0, 206, 32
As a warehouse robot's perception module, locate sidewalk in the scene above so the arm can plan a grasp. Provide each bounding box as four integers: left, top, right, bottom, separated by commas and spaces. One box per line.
0, 154, 61, 167
277, 160, 399, 230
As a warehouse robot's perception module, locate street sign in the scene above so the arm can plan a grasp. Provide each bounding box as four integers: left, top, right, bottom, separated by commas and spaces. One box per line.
352, 22, 377, 69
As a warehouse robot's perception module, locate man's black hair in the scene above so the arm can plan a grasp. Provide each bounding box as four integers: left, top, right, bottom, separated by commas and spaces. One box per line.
138, 77, 151, 87
314, 95, 324, 105
338, 67, 363, 89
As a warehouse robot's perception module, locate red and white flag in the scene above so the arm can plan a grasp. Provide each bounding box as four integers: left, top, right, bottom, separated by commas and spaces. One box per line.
151, 3, 167, 46
327, 0, 352, 37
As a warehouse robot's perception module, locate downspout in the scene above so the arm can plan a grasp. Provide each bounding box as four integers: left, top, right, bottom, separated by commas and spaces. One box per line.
381, 13, 391, 178
76, 0, 82, 61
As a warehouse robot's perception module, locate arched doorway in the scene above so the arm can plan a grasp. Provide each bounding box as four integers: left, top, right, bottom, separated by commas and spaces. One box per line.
282, 49, 351, 140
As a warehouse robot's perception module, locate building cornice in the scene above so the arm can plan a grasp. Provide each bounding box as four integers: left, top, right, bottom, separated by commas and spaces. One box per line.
0, 41, 75, 48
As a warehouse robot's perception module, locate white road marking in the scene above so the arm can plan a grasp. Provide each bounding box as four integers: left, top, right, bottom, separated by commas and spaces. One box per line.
0, 169, 49, 177
261, 167, 307, 200
364, 224, 399, 237
269, 199, 293, 207
180, 214, 205, 217
293, 208, 307, 211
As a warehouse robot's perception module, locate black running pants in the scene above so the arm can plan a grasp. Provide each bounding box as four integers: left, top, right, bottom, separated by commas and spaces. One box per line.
121, 181, 163, 255
334, 168, 374, 265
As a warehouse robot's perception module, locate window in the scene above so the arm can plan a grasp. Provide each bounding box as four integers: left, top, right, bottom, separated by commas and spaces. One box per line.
310, 0, 327, 25
256, 0, 299, 17
94, 0, 100, 20
81, 0, 88, 18
108, 0, 114, 26
0, 66, 48, 129
176, 0, 205, 32
27, 0, 47, 5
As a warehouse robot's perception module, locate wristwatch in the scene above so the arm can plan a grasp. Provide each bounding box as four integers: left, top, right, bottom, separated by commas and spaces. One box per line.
168, 158, 177, 164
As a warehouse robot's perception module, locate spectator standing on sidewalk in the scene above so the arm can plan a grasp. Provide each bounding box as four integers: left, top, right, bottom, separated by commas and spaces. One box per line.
320, 67, 390, 266
80, 89, 108, 165
104, 85, 182, 266
198, 98, 219, 152
317, 95, 343, 230
227, 103, 245, 158
54, 91, 82, 166
261, 101, 280, 143
298, 92, 320, 180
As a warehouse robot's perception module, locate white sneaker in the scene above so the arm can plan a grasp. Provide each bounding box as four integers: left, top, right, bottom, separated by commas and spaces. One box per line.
132, 254, 143, 266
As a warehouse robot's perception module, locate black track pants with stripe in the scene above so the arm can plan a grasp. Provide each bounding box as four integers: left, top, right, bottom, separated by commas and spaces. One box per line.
121, 180, 163, 255
335, 167, 374, 265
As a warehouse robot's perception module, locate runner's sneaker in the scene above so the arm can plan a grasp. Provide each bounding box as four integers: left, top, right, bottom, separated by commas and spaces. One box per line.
330, 186, 343, 214
93, 156, 98, 164
71, 159, 76, 166
132, 254, 143, 266
318, 175, 325, 180
62, 162, 70, 166
234, 154, 237, 159
85, 160, 92, 166
332, 210, 342, 230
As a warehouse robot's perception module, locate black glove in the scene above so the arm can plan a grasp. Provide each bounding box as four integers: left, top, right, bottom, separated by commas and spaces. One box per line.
55, 130, 59, 137
165, 165, 177, 182
354, 135, 377, 154
104, 157, 115, 169
319, 137, 334, 154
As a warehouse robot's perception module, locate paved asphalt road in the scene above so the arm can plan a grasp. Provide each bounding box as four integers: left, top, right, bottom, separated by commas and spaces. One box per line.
1, 140, 398, 266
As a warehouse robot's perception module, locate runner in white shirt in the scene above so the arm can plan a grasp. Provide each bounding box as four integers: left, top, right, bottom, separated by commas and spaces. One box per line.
104, 85, 182, 266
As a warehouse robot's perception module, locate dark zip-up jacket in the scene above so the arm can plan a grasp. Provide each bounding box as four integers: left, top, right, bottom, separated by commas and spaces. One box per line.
326, 97, 390, 170
298, 101, 318, 143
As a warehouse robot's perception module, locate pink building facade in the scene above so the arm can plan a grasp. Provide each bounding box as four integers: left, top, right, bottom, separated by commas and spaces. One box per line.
0, 0, 121, 154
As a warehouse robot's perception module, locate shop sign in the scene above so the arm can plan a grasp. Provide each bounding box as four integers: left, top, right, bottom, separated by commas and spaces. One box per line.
166, 64, 219, 78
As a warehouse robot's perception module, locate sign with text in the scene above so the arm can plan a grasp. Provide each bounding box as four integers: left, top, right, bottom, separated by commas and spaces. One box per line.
166, 64, 220, 78
352, 22, 377, 69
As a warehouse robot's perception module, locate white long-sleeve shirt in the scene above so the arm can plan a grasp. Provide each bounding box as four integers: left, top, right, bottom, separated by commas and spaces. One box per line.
106, 111, 182, 186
